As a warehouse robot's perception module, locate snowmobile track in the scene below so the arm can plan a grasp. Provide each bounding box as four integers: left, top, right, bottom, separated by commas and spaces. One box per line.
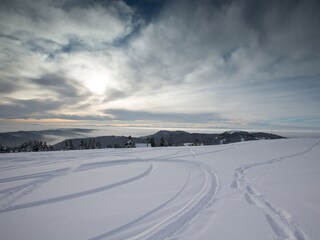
0, 163, 154, 213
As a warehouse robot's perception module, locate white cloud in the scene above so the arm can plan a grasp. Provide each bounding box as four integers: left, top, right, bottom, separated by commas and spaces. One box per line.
0, 0, 134, 46
0, 0, 319, 130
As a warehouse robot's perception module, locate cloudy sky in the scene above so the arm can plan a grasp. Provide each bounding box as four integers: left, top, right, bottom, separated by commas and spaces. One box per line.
0, 0, 319, 132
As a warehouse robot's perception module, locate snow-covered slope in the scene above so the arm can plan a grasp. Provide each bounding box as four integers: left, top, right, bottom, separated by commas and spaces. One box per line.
0, 138, 319, 240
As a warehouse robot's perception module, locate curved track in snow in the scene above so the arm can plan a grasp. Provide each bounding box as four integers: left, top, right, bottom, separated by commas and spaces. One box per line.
0, 146, 239, 240
0, 157, 82, 212
89, 158, 219, 240
231, 139, 320, 240
1, 140, 319, 240
0, 163, 154, 213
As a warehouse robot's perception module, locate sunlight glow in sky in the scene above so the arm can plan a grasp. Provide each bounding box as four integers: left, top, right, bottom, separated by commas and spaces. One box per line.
0, 0, 319, 132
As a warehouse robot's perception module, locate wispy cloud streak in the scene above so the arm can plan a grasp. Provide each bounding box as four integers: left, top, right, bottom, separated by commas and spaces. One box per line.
0, 0, 319, 131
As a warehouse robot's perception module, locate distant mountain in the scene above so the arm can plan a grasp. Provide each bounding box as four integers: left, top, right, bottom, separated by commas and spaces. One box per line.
52, 130, 285, 150
0, 129, 93, 147
144, 130, 284, 146
216, 131, 284, 144
143, 130, 219, 146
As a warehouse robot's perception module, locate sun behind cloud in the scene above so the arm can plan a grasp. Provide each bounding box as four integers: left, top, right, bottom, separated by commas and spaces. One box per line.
69, 63, 110, 95
86, 72, 108, 95
0, 0, 319, 132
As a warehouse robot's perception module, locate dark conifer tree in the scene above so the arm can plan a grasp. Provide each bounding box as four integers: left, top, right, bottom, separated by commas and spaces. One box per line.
149, 137, 156, 147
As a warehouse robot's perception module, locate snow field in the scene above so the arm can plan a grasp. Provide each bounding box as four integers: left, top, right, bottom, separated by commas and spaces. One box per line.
0, 138, 319, 240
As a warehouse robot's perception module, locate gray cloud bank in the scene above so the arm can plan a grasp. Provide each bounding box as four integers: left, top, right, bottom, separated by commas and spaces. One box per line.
0, 0, 319, 130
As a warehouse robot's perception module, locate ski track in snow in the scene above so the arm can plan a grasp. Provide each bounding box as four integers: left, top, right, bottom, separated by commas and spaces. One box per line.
1, 141, 319, 240
89, 160, 219, 240
0, 145, 251, 240
140, 160, 219, 240
90, 171, 192, 240
0, 163, 154, 213
0, 147, 221, 240
131, 160, 219, 240
89, 148, 221, 240
0, 158, 82, 212
231, 139, 320, 240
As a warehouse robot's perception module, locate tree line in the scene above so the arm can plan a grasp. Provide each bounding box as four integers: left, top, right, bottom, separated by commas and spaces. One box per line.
0, 135, 204, 153
64, 138, 102, 151
0, 140, 53, 153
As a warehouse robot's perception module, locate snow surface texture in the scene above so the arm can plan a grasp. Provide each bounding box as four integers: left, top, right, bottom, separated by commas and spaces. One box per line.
0, 138, 319, 240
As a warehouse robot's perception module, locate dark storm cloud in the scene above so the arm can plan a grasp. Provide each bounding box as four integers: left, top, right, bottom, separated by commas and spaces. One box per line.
0, 80, 19, 93
106, 109, 224, 123
240, 0, 320, 55
240, 0, 296, 31
0, 99, 62, 118
29, 74, 82, 99
0, 74, 92, 119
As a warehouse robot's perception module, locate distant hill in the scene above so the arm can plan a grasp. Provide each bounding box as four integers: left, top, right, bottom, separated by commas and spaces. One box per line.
0, 129, 93, 147
143, 130, 283, 146
52, 130, 285, 150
